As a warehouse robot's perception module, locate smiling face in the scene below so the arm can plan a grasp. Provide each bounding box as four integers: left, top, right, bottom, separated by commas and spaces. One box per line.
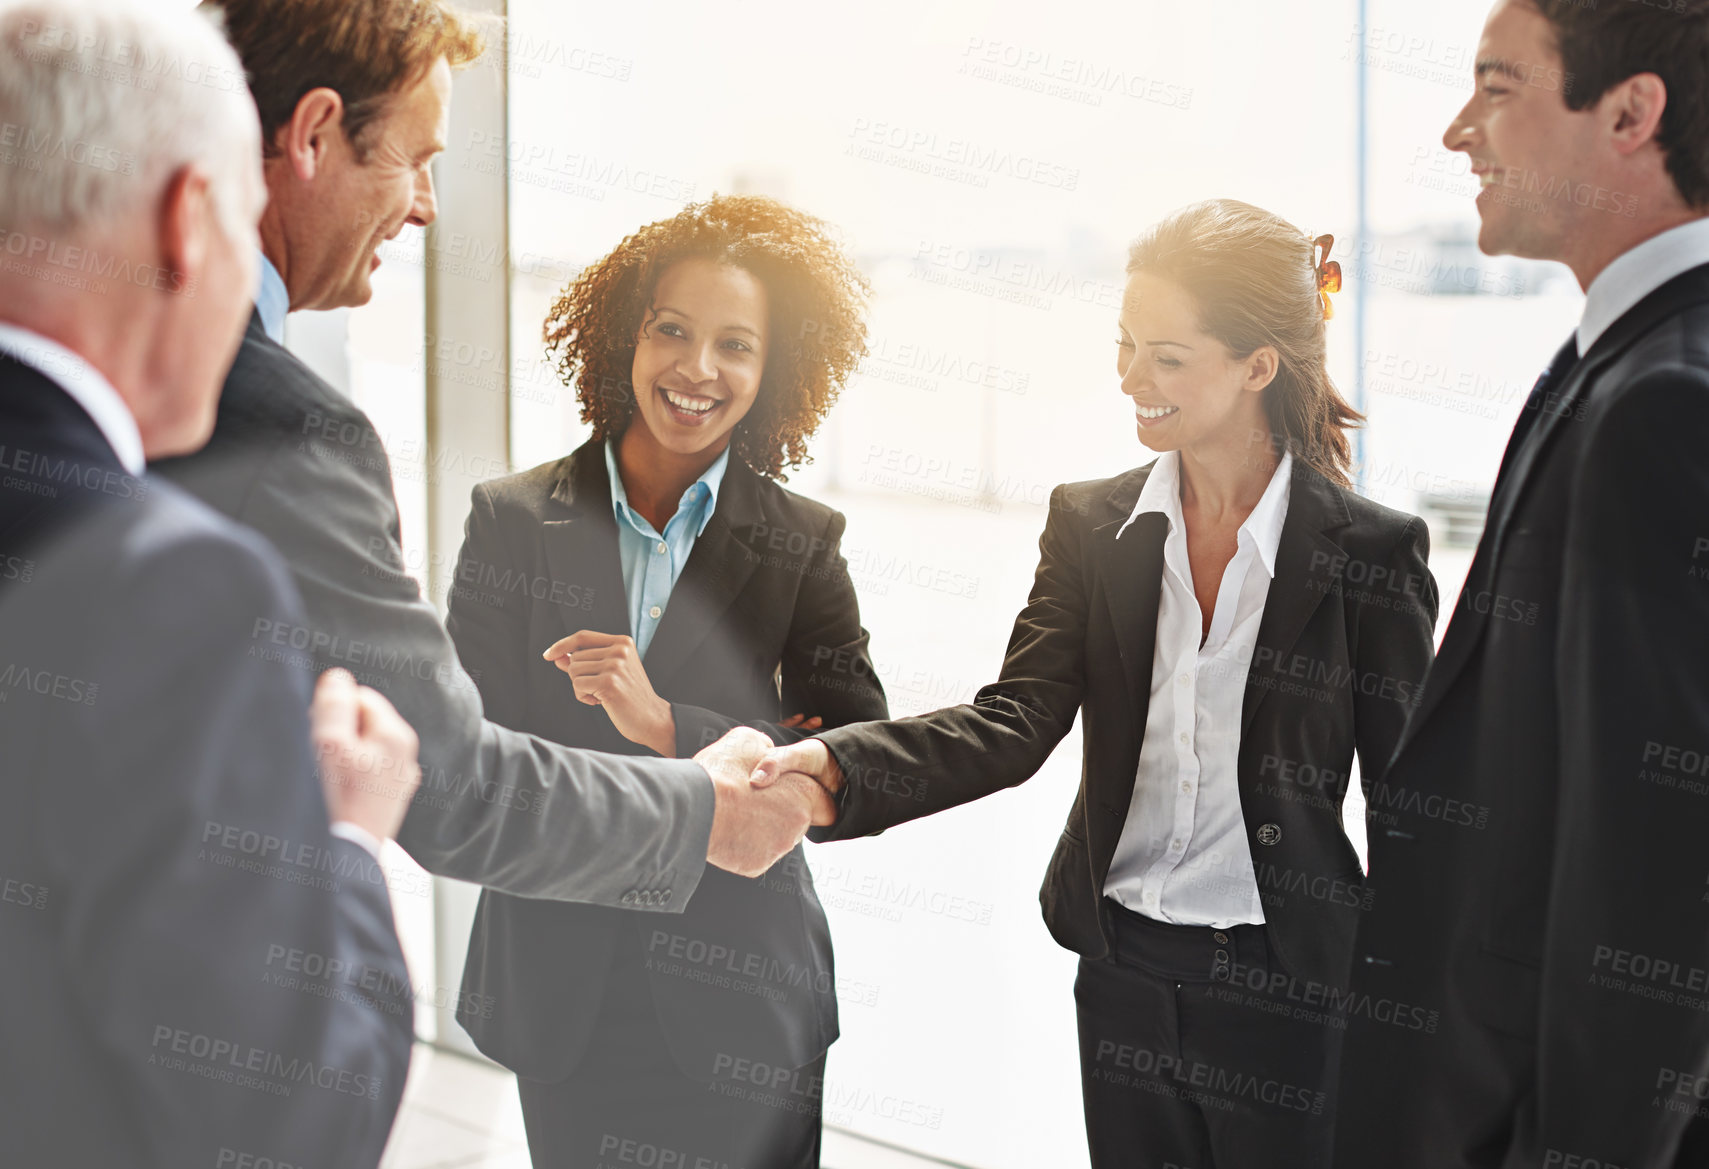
281, 57, 451, 310
626, 257, 770, 462
1116, 272, 1277, 458
1444, 0, 1602, 261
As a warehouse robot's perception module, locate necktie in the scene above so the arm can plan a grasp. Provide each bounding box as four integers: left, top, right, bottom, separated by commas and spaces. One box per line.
1493, 335, 1578, 493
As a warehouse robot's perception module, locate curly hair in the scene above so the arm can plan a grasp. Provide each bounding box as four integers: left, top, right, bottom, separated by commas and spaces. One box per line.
543, 194, 870, 481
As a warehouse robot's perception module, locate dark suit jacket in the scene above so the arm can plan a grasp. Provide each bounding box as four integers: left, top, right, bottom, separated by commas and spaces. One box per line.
1336, 265, 1709, 1169
154, 311, 717, 910
815, 459, 1438, 992
0, 358, 411, 1168
445, 439, 888, 1082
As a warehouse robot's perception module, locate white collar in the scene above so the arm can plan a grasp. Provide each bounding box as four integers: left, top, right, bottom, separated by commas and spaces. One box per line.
1117, 449, 1293, 578
0, 321, 144, 474
1578, 217, 1709, 355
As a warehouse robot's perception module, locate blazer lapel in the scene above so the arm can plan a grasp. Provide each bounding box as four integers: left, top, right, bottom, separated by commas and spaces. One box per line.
1241, 466, 1350, 737
1401, 263, 1709, 749
1093, 472, 1166, 708
540, 441, 631, 641
639, 457, 766, 686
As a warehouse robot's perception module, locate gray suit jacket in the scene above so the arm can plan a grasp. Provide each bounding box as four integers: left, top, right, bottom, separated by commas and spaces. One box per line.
153, 310, 716, 909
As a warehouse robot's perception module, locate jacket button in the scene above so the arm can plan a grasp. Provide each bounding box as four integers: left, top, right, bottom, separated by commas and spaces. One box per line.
659, 889, 673, 905
620, 891, 638, 905
1213, 931, 1229, 944
1256, 823, 1282, 846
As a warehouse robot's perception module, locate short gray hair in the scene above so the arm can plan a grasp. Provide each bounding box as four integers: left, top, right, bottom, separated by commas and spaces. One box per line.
0, 0, 262, 242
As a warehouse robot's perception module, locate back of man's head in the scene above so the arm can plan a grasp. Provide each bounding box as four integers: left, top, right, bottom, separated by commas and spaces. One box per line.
1532, 0, 1709, 208
200, 0, 486, 162
0, 1, 260, 249
0, 0, 266, 457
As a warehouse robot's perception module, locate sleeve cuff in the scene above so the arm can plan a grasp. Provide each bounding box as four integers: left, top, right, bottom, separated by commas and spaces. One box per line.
330, 820, 387, 862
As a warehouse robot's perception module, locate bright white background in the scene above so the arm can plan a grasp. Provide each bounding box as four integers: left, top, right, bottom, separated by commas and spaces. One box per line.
280, 0, 1588, 1164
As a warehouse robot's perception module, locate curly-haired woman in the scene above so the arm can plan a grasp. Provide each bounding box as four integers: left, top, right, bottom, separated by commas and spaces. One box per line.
442, 194, 888, 1168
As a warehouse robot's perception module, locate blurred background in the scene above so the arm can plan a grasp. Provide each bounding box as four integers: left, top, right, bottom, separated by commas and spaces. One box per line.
251, 0, 1586, 1164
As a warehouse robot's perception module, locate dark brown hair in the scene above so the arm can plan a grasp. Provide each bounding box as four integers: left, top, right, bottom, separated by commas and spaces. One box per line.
1533, 0, 1709, 207
199, 0, 486, 161
1127, 199, 1362, 486
543, 194, 870, 481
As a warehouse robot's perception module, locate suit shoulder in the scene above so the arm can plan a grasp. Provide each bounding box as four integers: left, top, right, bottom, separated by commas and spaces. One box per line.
1595, 316, 1709, 419
57, 480, 300, 624
220, 331, 374, 438
1333, 481, 1427, 559
1052, 462, 1154, 526
471, 457, 568, 519
755, 474, 841, 531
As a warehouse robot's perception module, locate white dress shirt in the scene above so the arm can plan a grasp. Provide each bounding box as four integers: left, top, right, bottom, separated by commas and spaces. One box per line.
1103, 449, 1293, 928
0, 321, 143, 475
1578, 216, 1709, 354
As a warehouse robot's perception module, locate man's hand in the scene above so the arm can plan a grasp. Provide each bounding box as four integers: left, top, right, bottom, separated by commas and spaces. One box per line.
543, 630, 674, 755
311, 668, 422, 841
695, 727, 835, 877
751, 738, 844, 797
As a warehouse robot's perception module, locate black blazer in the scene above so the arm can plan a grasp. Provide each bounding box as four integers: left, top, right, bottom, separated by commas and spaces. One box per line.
0, 359, 411, 1168
445, 438, 888, 1082
1336, 264, 1709, 1168
815, 459, 1438, 991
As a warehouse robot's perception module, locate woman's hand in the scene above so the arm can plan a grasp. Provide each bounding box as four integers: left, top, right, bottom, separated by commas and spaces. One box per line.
779, 713, 823, 731
543, 630, 676, 756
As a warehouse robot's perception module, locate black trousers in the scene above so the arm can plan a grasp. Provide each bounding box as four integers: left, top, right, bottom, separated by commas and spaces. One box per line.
1075, 898, 1344, 1169
515, 925, 823, 1169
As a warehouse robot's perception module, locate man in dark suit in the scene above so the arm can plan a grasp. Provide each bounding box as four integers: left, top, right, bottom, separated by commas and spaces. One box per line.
0, 4, 418, 1166
1332, 3, 1709, 1165
156, 0, 832, 913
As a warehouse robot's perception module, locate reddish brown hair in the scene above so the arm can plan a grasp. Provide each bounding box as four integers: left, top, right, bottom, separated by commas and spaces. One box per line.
200, 0, 486, 160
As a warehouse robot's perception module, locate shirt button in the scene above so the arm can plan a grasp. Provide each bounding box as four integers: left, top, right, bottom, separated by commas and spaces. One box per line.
655, 541, 667, 554
1178, 732, 1190, 746
1171, 839, 1183, 850
1144, 890, 1158, 903
1180, 781, 1192, 793
649, 605, 662, 619
1177, 673, 1190, 685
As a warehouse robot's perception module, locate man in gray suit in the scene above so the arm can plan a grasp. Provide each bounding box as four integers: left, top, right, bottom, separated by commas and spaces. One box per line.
0, 4, 418, 1165
155, 0, 833, 910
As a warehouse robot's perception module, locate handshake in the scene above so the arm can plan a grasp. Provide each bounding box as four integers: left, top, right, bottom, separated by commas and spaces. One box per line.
695, 729, 848, 878
306, 670, 847, 883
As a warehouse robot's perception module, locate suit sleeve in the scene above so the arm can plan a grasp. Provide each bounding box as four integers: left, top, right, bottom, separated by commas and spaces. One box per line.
671, 508, 890, 755
813, 484, 1090, 840
45, 529, 410, 1169
1352, 516, 1439, 799
238, 412, 713, 909
1503, 370, 1709, 1167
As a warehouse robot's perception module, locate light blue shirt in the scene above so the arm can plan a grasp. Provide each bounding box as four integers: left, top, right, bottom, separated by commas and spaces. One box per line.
604, 439, 730, 658
255, 250, 288, 343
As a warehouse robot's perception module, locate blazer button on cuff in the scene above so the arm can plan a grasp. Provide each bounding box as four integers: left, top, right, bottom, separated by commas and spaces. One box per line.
620, 891, 637, 905
1256, 823, 1282, 846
